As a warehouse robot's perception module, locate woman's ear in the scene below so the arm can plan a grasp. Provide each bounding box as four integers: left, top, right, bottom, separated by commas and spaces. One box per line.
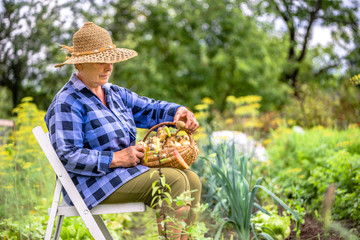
75, 64, 82, 71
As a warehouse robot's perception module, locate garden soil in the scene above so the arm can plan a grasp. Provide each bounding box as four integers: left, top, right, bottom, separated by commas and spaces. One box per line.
287, 214, 360, 240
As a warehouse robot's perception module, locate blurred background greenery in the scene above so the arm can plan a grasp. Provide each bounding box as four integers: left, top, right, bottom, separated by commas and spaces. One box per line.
1, 0, 359, 125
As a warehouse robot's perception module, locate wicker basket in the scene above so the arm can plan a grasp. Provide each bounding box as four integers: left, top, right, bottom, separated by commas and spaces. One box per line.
140, 121, 199, 170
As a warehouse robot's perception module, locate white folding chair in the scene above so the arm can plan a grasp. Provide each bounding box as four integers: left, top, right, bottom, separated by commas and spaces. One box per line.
32, 126, 146, 240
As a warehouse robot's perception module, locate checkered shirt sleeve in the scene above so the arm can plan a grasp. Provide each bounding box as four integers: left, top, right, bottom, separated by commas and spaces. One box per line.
113, 86, 180, 129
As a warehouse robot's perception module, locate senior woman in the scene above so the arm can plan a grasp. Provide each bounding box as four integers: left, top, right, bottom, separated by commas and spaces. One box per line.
45, 22, 201, 239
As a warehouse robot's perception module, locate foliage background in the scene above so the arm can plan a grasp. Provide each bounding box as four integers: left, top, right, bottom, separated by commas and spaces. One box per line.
1, 0, 359, 117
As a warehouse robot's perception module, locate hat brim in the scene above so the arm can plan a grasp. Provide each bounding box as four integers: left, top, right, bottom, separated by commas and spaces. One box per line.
54, 48, 137, 68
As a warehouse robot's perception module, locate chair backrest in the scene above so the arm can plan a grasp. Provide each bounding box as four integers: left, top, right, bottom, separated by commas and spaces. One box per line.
32, 126, 107, 238
32, 126, 90, 212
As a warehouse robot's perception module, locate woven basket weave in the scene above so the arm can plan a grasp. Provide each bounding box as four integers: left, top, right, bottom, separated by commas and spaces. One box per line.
55, 22, 137, 68
140, 121, 199, 170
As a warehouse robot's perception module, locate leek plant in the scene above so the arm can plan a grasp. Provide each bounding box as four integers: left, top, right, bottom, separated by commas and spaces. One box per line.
202, 142, 299, 240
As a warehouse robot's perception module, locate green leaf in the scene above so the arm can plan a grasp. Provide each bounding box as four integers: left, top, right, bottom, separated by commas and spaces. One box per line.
152, 186, 160, 197
258, 232, 275, 240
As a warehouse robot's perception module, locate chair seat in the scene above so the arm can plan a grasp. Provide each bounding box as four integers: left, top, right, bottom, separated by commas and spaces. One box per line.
54, 202, 146, 217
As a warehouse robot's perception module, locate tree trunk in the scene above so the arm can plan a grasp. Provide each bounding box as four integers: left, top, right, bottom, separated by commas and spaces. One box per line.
288, 68, 300, 99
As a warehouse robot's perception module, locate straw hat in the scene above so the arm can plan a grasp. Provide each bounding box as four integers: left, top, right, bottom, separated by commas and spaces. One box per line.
55, 22, 137, 68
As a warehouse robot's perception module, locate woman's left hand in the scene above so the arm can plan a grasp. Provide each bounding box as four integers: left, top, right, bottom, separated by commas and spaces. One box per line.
174, 106, 199, 134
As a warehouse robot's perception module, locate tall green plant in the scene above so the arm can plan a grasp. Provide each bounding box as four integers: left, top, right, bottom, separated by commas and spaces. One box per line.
150, 170, 210, 239
0, 97, 53, 238
202, 142, 299, 239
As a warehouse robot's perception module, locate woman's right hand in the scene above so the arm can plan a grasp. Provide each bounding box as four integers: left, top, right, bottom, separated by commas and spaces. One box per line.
110, 144, 145, 168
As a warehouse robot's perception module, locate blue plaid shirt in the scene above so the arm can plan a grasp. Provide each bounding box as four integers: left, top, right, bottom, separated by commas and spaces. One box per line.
45, 73, 181, 209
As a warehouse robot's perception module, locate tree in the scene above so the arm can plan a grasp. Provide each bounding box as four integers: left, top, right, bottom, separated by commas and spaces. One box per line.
1, 0, 69, 109
251, 0, 360, 98
0, 0, 111, 111
108, 0, 289, 111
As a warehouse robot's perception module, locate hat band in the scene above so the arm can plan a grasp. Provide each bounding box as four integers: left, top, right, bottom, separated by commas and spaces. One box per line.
60, 44, 117, 59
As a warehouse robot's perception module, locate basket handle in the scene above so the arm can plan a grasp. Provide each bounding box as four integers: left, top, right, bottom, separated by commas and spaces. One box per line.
141, 121, 195, 145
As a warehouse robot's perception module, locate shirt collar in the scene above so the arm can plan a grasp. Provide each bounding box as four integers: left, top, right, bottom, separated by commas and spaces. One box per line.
69, 73, 87, 92
69, 72, 113, 92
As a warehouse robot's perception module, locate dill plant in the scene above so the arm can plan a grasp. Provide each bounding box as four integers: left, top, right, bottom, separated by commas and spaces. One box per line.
0, 97, 53, 238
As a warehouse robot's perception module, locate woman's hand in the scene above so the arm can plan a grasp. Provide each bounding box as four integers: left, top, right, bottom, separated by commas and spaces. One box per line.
110, 144, 145, 168
173, 106, 199, 134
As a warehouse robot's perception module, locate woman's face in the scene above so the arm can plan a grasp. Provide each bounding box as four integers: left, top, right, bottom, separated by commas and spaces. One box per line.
76, 63, 113, 88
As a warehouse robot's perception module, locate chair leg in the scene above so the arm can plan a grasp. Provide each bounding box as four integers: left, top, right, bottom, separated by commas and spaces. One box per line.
45, 180, 62, 240
93, 215, 113, 240
44, 212, 56, 240
53, 215, 64, 240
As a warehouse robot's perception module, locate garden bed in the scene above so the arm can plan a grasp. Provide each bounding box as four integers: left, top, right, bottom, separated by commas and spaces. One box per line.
287, 214, 360, 240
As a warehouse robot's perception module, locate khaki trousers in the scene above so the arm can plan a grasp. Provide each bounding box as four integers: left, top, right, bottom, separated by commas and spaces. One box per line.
102, 168, 202, 210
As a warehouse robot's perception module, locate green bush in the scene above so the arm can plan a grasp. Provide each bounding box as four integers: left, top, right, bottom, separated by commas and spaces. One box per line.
0, 87, 13, 118
266, 126, 360, 224
282, 84, 360, 129
309, 150, 360, 222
